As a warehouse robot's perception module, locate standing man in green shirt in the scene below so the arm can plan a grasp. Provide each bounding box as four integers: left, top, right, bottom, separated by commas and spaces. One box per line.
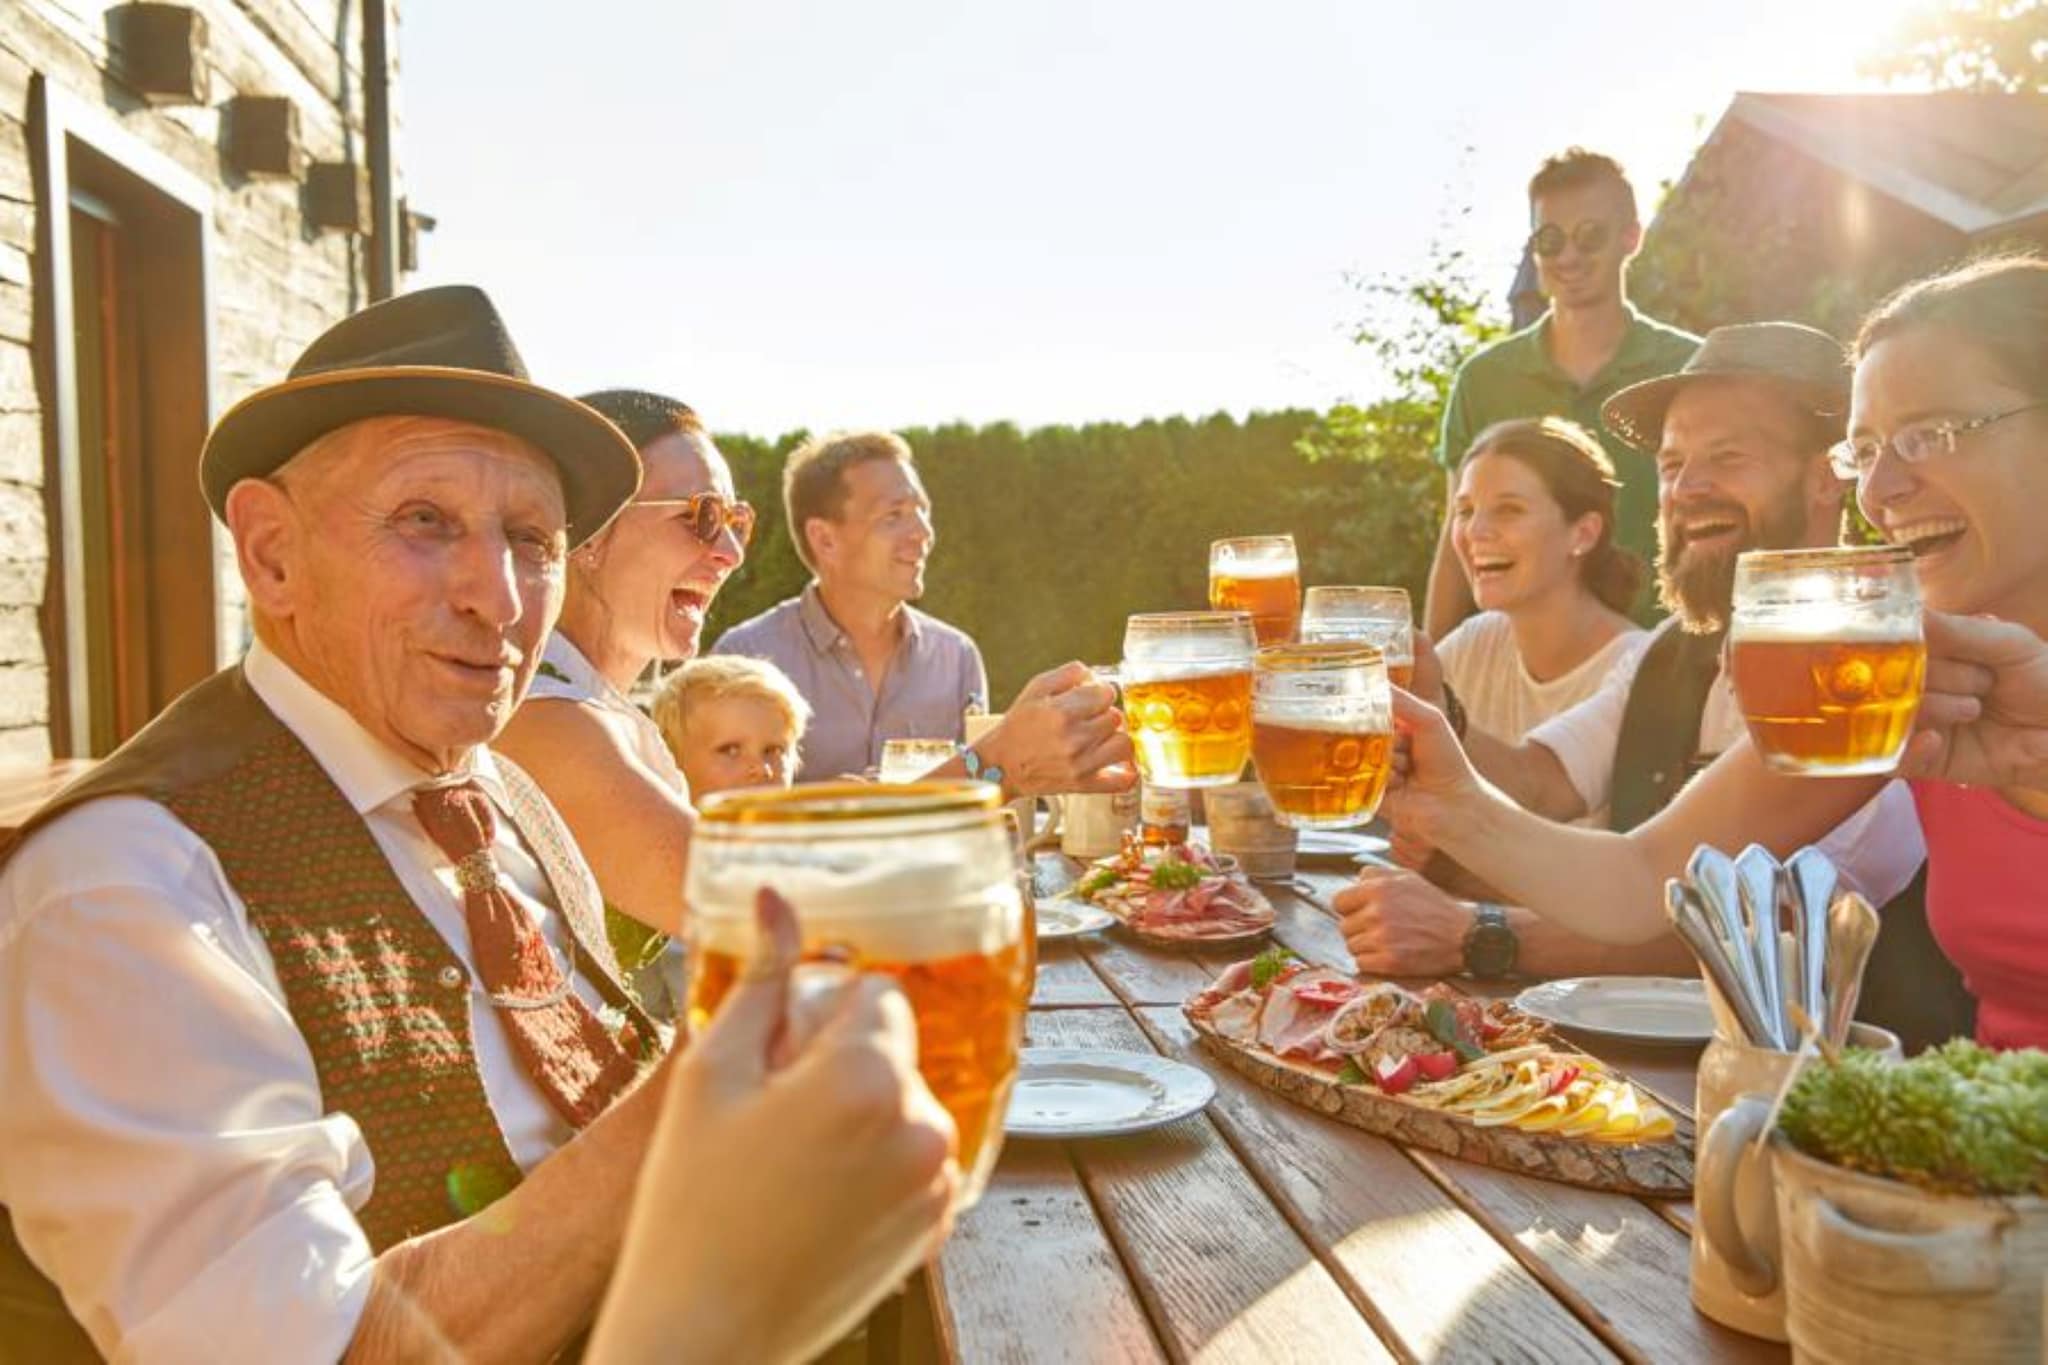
1423, 149, 1698, 641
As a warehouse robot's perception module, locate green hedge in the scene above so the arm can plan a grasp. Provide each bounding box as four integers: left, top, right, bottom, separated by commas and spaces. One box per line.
705, 411, 1443, 702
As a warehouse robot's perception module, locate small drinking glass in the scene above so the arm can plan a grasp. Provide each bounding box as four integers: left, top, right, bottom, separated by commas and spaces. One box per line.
1209, 535, 1302, 645
878, 738, 962, 784
1300, 585, 1415, 689
1728, 546, 1925, 776
1251, 643, 1394, 829
1119, 611, 1257, 788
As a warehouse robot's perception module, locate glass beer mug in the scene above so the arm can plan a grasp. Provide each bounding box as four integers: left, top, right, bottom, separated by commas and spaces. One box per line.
1729, 545, 1925, 776
1251, 643, 1394, 829
1118, 611, 1257, 788
685, 780, 1030, 1206
1299, 586, 1416, 690
1209, 535, 1302, 646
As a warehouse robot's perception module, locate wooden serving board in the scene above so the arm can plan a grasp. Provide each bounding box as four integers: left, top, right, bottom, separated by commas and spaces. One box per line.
1186, 1009, 1696, 1197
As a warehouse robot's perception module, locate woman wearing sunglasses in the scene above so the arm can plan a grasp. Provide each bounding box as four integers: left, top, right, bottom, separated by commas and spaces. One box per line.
499, 390, 752, 957
1386, 253, 2048, 1050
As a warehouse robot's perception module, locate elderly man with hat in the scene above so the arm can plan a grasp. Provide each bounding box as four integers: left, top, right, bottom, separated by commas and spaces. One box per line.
1336, 324, 1947, 1024
0, 288, 958, 1359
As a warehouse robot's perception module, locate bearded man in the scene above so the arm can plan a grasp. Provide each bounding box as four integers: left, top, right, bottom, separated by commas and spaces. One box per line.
1339, 325, 1936, 1004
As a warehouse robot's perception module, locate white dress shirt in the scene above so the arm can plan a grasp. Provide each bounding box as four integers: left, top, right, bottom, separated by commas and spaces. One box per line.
0, 641, 609, 1362
1523, 624, 1926, 907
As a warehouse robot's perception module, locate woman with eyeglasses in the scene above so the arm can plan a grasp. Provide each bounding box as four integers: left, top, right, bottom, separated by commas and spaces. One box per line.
1386, 252, 2048, 1050
498, 390, 752, 961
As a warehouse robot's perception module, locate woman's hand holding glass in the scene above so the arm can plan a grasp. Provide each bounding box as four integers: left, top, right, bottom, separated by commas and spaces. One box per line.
1905, 610, 2048, 790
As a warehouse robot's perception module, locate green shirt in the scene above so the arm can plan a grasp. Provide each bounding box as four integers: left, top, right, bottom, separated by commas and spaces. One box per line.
1436, 305, 1699, 616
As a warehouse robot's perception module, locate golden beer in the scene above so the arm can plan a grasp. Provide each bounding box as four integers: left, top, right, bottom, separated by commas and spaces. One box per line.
1730, 546, 1925, 777
1120, 611, 1259, 788
1210, 570, 1301, 646
689, 939, 1029, 1180
1124, 669, 1254, 787
1729, 635, 1926, 775
1252, 720, 1393, 827
1300, 586, 1413, 687
1250, 642, 1394, 829
684, 782, 1028, 1207
1209, 536, 1301, 645
1387, 662, 1415, 692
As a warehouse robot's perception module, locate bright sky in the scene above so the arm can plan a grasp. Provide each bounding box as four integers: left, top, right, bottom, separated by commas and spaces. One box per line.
403, 0, 1923, 437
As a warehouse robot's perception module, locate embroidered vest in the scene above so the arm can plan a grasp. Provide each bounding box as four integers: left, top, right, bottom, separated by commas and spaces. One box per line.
0, 667, 655, 1360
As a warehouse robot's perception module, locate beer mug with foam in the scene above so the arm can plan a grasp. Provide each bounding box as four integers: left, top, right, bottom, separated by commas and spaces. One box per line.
1729, 546, 1925, 776
1119, 611, 1256, 788
1299, 586, 1415, 690
1251, 643, 1394, 829
1209, 535, 1302, 646
684, 780, 1029, 1207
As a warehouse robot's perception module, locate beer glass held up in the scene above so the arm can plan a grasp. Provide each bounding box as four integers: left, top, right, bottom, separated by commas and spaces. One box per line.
1251, 643, 1395, 829
1209, 535, 1302, 645
1728, 545, 1925, 776
685, 781, 1030, 1207
1119, 611, 1256, 788
1299, 586, 1416, 690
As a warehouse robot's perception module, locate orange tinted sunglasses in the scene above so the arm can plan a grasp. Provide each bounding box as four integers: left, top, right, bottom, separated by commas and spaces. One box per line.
633, 492, 757, 547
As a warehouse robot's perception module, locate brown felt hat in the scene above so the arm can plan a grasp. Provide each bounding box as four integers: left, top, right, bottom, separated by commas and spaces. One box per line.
198, 285, 641, 545
1601, 322, 1850, 452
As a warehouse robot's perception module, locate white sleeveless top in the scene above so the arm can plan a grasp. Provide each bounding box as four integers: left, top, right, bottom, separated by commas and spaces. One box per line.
529, 633, 690, 794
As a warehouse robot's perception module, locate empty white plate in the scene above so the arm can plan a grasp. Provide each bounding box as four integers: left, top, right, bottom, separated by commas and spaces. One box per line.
1005, 1048, 1216, 1138
1513, 976, 1715, 1046
1035, 897, 1117, 941
1295, 830, 1391, 860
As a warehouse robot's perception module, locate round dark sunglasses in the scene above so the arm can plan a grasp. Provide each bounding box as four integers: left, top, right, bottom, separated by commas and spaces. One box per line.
1528, 220, 1614, 259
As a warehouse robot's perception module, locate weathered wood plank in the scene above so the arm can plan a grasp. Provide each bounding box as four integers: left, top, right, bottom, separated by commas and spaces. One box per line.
1023, 1007, 1397, 1363
930, 1140, 1165, 1365
1028, 942, 1117, 1010
1139, 1006, 1618, 1365
1405, 1152, 1781, 1364
1073, 930, 1214, 1007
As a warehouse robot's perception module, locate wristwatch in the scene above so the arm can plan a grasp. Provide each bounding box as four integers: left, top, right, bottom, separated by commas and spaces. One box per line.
1461, 901, 1518, 979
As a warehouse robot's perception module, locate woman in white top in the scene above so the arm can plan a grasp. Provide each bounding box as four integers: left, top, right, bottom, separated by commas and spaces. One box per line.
1437, 416, 1649, 743
499, 390, 752, 940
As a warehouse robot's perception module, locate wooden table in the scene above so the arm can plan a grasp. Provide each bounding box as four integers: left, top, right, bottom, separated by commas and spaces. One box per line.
916, 861, 1785, 1364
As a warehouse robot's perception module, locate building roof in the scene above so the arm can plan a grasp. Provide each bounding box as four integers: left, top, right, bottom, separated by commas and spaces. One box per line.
1694, 91, 2048, 236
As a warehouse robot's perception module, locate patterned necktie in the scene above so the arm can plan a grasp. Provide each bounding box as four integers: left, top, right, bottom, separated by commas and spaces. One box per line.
412, 781, 639, 1129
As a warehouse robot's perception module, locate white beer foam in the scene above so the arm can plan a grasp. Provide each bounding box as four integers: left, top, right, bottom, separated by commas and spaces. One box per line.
1215, 558, 1297, 579
690, 853, 1023, 960
1730, 612, 1923, 645
1251, 708, 1390, 733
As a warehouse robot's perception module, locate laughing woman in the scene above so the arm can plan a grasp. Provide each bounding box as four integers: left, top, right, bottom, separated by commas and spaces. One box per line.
498, 390, 749, 946
1390, 253, 2048, 1050
1437, 417, 1649, 743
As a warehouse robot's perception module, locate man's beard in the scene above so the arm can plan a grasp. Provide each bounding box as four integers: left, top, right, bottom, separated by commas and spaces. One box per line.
1656, 491, 1810, 634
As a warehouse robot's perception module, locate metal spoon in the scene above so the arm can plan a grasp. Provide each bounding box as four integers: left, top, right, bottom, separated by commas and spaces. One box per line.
1785, 847, 1836, 1024
1823, 891, 1882, 1048
1734, 845, 1790, 1049
1665, 879, 1774, 1046
1687, 845, 1781, 1048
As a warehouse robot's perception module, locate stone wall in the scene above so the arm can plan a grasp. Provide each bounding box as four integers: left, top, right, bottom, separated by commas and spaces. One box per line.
0, 0, 399, 762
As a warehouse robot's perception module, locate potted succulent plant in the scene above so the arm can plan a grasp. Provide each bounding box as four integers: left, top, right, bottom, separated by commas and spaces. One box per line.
1702, 1041, 2048, 1363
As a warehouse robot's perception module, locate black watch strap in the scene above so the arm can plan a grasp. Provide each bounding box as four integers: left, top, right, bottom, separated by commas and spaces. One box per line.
1441, 680, 1469, 740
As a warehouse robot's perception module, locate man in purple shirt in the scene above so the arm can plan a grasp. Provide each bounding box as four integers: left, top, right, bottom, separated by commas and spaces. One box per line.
714, 430, 988, 782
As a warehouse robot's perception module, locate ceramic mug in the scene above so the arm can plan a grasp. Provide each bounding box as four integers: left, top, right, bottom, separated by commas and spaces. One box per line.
1041, 788, 1139, 860
1692, 1020, 1902, 1340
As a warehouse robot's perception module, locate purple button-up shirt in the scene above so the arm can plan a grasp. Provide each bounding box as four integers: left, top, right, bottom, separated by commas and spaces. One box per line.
712, 583, 989, 782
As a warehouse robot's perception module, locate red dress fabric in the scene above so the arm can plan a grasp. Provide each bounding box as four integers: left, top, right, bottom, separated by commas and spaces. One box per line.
1912, 779, 2048, 1050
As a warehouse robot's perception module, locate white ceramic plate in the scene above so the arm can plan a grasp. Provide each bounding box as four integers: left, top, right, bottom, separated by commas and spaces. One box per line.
1513, 976, 1715, 1047
1005, 1048, 1217, 1139
1295, 830, 1392, 860
1035, 897, 1118, 940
